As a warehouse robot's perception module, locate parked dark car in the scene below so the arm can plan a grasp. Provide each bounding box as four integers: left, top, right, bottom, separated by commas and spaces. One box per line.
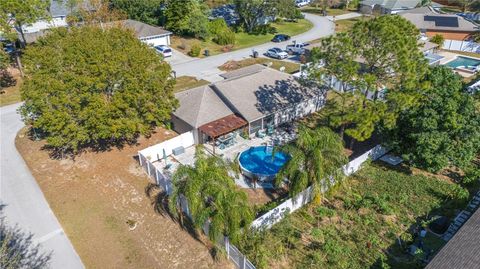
271, 34, 291, 43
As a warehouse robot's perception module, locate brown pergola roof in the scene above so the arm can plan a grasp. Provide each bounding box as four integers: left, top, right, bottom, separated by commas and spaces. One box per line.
198, 114, 247, 138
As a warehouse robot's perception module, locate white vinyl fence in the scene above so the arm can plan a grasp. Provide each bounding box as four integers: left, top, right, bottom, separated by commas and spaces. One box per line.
442, 40, 480, 53
138, 135, 387, 269
251, 145, 387, 230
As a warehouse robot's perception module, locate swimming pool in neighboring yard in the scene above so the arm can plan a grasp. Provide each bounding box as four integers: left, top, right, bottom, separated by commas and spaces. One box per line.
238, 146, 289, 181
445, 56, 480, 70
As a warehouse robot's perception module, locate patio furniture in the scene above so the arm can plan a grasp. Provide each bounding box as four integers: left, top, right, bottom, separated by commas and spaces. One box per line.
257, 129, 266, 138
266, 125, 274, 135
172, 146, 185, 156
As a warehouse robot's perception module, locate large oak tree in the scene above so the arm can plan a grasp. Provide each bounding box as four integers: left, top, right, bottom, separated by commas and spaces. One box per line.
387, 66, 480, 172
20, 26, 178, 154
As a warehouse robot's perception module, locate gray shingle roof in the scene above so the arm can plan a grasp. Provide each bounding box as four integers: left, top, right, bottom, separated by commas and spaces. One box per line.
173, 85, 234, 128
49, 0, 70, 17
220, 64, 267, 80
425, 208, 480, 269
213, 65, 321, 122
361, 0, 421, 10
400, 13, 478, 32
116, 20, 171, 38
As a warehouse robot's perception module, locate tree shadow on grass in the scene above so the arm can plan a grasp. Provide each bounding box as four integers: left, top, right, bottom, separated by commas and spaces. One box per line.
144, 183, 204, 245
0, 204, 51, 269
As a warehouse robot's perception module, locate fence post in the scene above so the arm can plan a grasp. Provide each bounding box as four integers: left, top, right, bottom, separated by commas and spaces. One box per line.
242, 255, 246, 269
225, 236, 230, 259
146, 160, 151, 176
138, 152, 142, 166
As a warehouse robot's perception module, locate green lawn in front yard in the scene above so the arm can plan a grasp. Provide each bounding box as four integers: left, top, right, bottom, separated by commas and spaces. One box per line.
335, 16, 370, 33
171, 19, 313, 57
219, 58, 301, 74
237, 163, 469, 269
174, 76, 210, 93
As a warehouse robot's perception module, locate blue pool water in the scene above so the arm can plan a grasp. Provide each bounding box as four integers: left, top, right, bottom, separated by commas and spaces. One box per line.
239, 146, 289, 177
446, 56, 480, 69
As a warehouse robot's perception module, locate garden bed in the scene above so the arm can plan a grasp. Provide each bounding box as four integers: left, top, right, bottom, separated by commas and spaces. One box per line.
219, 58, 301, 74
237, 163, 469, 269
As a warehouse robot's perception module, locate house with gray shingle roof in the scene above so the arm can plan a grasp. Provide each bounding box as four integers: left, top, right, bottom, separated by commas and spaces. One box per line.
359, 0, 422, 14
171, 65, 325, 144
425, 208, 480, 269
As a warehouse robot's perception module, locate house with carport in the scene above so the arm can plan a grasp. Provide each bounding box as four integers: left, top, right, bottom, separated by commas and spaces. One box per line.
171, 65, 325, 145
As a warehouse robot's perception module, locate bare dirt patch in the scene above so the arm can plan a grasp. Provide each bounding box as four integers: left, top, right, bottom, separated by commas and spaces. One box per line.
16, 127, 232, 269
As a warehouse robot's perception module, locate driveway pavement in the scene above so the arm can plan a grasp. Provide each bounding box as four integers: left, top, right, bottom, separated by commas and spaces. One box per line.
171, 13, 335, 81
0, 103, 84, 269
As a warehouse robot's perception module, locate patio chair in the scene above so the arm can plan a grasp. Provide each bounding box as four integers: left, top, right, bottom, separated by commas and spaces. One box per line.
267, 125, 274, 135
257, 129, 266, 138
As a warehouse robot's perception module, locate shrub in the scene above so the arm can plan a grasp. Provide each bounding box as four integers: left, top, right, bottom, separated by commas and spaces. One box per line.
215, 29, 236, 45
188, 44, 201, 57
430, 34, 445, 45
208, 19, 236, 45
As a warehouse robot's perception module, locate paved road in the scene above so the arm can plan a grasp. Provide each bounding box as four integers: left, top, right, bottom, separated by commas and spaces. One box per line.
171, 13, 334, 81
0, 103, 84, 269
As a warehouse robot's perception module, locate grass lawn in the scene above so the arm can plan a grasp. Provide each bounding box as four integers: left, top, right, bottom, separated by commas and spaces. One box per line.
174, 76, 210, 92
0, 68, 22, 107
16, 128, 231, 269
237, 163, 469, 269
219, 58, 301, 74
171, 19, 313, 57
335, 16, 370, 33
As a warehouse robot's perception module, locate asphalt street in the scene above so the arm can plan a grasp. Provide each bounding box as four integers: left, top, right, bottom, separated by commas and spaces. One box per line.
0, 103, 84, 269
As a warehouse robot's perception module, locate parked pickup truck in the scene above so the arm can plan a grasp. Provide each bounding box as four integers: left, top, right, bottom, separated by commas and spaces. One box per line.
286, 42, 309, 55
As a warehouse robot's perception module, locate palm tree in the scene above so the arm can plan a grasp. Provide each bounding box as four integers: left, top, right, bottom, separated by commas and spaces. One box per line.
169, 146, 253, 243
275, 126, 348, 204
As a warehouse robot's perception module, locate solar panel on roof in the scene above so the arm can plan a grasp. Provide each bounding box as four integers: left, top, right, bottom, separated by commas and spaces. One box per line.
424, 15, 459, 27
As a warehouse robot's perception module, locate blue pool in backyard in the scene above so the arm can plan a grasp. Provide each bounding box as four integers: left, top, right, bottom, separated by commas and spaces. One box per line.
445, 56, 480, 70
238, 146, 289, 181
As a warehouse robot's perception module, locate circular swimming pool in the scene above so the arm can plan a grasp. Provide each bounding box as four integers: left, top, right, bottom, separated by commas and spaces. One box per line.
238, 146, 289, 181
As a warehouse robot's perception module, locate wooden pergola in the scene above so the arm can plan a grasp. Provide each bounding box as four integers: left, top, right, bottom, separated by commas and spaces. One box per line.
198, 114, 247, 153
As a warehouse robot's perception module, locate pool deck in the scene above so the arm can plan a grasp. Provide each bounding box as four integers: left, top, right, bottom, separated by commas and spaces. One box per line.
438, 51, 480, 78
153, 127, 297, 189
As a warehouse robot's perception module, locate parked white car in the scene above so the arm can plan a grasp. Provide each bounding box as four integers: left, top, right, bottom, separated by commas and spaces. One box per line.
295, 0, 311, 7
154, 45, 173, 58
266, 48, 288, 59
286, 42, 309, 55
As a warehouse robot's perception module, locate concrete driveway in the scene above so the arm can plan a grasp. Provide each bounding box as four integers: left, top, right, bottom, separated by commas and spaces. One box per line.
0, 103, 84, 269
171, 13, 334, 81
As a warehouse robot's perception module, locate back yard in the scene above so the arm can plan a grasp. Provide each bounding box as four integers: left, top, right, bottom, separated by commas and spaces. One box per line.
237, 163, 469, 269
16, 127, 232, 269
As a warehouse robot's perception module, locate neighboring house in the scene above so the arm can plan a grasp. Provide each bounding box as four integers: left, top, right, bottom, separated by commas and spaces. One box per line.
172, 65, 324, 144
359, 0, 422, 14
21, 0, 72, 34
400, 12, 479, 40
209, 4, 240, 26
23, 19, 172, 46
209, 4, 274, 27
115, 20, 171, 46
425, 208, 480, 269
